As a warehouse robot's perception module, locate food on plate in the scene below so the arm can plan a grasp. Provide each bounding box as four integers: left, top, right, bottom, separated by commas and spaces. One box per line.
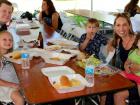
77, 52, 86, 60
61, 50, 71, 54
76, 60, 86, 68
53, 75, 81, 89
71, 79, 81, 86
47, 45, 61, 51
95, 66, 113, 75
60, 75, 72, 87
50, 57, 60, 61
52, 46, 60, 50
59, 42, 69, 46
10, 51, 21, 59
76, 55, 101, 68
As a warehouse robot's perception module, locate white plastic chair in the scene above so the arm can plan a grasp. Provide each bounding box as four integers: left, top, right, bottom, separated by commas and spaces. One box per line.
70, 26, 86, 38
59, 23, 75, 39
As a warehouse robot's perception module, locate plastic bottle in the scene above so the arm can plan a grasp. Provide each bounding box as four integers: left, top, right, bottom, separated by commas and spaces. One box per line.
21, 53, 30, 69
85, 58, 94, 87
37, 32, 43, 49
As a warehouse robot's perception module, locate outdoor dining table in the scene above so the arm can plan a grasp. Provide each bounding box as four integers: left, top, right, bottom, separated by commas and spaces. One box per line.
13, 57, 135, 105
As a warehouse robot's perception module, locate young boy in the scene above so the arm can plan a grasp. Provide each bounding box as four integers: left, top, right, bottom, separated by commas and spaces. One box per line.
79, 18, 108, 58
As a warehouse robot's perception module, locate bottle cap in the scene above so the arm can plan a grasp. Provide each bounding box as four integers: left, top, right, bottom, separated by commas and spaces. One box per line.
21, 53, 29, 58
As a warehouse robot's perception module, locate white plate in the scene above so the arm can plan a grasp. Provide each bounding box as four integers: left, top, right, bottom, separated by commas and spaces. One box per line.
4, 52, 22, 64
60, 49, 80, 55
27, 48, 47, 57
42, 52, 75, 65
4, 50, 34, 64
41, 66, 75, 77
27, 48, 46, 53
48, 74, 87, 93
45, 45, 62, 51
47, 38, 78, 48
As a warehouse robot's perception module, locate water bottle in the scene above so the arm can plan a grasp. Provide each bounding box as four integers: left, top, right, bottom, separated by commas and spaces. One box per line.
21, 53, 30, 69
85, 58, 94, 87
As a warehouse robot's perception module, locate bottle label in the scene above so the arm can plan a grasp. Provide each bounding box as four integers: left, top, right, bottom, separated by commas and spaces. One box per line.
85, 66, 94, 74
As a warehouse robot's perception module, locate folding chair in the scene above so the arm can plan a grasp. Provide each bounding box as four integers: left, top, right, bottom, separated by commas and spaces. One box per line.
75, 96, 99, 105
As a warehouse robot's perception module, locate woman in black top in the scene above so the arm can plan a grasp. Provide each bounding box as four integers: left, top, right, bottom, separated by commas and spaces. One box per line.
39, 0, 63, 31
124, 0, 140, 17
108, 13, 137, 105
100, 13, 137, 105
110, 13, 136, 70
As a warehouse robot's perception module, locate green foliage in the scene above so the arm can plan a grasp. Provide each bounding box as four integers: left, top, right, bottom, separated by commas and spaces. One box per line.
72, 15, 87, 27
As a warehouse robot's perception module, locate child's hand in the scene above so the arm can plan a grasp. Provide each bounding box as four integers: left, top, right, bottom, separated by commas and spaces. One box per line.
86, 33, 92, 40
10, 83, 20, 89
125, 66, 131, 73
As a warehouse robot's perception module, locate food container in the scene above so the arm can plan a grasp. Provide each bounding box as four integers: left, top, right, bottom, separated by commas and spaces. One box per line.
60, 49, 80, 56
4, 51, 22, 64
43, 52, 75, 65
48, 74, 87, 93
45, 45, 62, 51
47, 38, 78, 49
41, 66, 75, 77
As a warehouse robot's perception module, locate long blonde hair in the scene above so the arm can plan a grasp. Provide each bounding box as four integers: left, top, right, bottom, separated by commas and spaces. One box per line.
0, 31, 13, 58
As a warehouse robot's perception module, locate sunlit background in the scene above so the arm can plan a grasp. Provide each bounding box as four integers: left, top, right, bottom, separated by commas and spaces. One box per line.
9, 0, 140, 13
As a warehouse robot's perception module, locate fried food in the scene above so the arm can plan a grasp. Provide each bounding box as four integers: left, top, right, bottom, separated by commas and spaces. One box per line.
11, 51, 21, 59
60, 75, 72, 87
50, 57, 60, 61
53, 75, 81, 89
48, 46, 61, 51
71, 79, 81, 86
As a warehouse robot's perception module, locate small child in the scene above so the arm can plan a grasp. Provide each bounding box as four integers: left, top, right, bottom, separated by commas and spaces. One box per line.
0, 31, 24, 105
79, 18, 108, 58
122, 34, 140, 95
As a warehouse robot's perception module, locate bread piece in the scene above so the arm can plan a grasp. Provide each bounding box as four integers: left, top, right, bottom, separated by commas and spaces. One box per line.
60, 75, 72, 87
50, 57, 60, 61
11, 51, 21, 59
71, 79, 81, 86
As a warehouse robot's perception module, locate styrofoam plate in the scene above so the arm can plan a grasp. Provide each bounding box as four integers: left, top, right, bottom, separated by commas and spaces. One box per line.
48, 74, 87, 93
41, 66, 75, 77
42, 52, 75, 65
